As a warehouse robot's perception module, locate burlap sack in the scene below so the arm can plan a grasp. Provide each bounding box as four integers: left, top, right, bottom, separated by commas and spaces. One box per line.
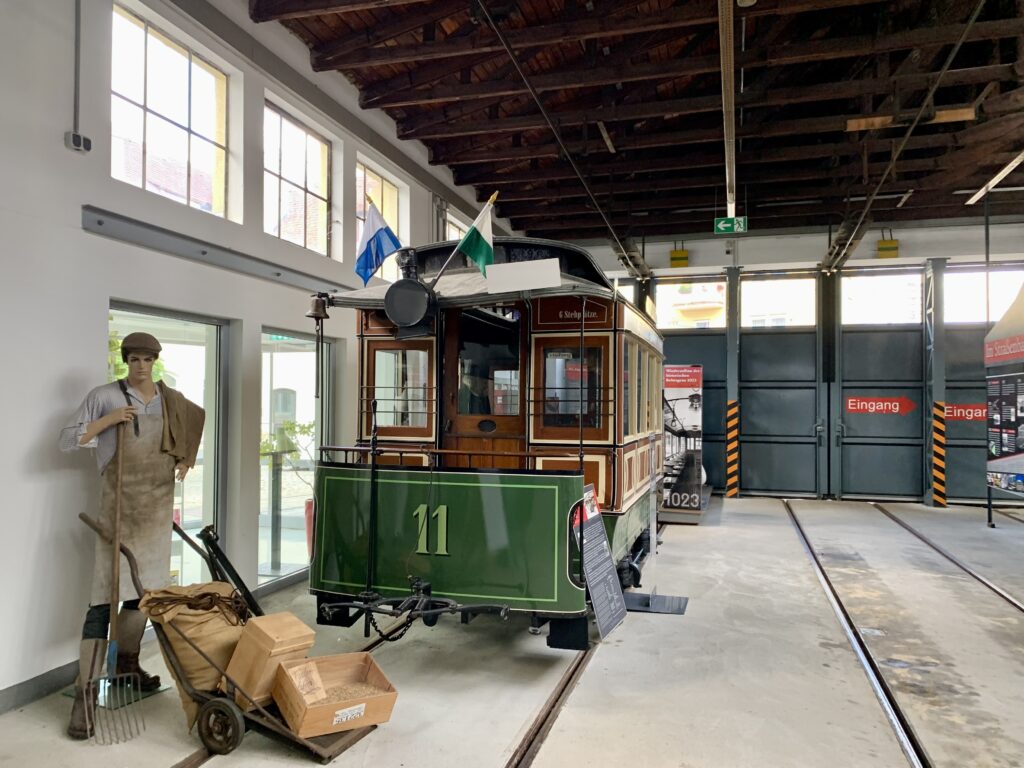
140, 582, 245, 729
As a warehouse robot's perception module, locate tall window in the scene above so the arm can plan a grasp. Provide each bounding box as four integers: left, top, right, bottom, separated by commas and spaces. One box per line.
446, 212, 468, 241
111, 6, 228, 216
945, 270, 1024, 324
741, 277, 816, 328
656, 281, 727, 329
263, 103, 330, 255
356, 162, 402, 281
842, 273, 922, 324
260, 332, 326, 585
109, 308, 220, 587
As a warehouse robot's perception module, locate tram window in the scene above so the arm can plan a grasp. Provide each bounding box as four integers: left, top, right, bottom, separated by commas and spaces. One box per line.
636, 348, 646, 432
623, 341, 632, 436
457, 307, 521, 416
374, 348, 429, 427
543, 347, 602, 428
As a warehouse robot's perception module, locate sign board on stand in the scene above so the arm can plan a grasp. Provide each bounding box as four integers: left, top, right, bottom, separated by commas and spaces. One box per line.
713, 216, 748, 234
572, 484, 627, 639
660, 365, 709, 523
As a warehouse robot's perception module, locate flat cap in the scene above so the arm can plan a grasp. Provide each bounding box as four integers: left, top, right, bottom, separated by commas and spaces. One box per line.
120, 332, 162, 357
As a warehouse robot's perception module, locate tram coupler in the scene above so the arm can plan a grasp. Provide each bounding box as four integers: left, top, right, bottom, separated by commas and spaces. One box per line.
319, 577, 509, 632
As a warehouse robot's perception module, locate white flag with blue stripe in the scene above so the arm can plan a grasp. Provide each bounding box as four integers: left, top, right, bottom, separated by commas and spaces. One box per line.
355, 201, 402, 286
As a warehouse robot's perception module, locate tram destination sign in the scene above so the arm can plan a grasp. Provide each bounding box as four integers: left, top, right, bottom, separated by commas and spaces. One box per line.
713, 216, 748, 234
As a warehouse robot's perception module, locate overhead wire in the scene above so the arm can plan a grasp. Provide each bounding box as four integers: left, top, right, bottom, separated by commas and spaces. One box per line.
474, 0, 642, 278
824, 0, 989, 274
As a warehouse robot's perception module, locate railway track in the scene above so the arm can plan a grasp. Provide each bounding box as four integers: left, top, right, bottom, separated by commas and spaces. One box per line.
783, 500, 931, 768
786, 498, 1024, 768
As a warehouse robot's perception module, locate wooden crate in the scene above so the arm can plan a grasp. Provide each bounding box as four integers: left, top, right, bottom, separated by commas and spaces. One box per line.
272, 653, 398, 738
223, 612, 315, 710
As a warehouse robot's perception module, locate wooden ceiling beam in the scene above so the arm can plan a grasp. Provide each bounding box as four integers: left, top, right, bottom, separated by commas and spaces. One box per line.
315, 0, 885, 70
523, 199, 1024, 239
251, 0, 433, 23
364, 18, 1024, 109
496, 154, 1020, 220
305, 0, 469, 63
453, 133, 959, 186
434, 102, 997, 167
403, 64, 1012, 142
515, 197, 1024, 235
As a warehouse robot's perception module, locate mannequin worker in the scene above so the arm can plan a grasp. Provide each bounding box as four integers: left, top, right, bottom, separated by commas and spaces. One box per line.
458, 367, 491, 415
59, 332, 204, 740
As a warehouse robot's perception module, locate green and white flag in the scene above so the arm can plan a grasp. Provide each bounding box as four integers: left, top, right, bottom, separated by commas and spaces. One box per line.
456, 192, 498, 276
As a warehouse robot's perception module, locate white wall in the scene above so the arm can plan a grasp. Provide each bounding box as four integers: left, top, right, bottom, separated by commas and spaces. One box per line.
0, 0, 483, 693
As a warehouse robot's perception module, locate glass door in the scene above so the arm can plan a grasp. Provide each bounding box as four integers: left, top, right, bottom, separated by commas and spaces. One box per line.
259, 331, 327, 584
109, 307, 221, 586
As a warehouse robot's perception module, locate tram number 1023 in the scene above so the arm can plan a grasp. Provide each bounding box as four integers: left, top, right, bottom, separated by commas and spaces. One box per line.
666, 491, 701, 509
413, 504, 450, 556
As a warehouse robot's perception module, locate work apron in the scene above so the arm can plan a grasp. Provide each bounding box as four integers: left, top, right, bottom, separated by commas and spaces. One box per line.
90, 412, 176, 606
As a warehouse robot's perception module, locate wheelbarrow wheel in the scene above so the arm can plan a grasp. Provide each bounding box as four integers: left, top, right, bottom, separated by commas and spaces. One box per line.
197, 698, 245, 755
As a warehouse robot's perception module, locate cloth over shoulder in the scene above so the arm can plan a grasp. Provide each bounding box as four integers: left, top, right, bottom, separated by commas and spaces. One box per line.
157, 381, 205, 467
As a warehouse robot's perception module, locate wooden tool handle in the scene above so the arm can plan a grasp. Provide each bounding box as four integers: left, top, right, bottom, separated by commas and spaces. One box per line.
109, 422, 125, 642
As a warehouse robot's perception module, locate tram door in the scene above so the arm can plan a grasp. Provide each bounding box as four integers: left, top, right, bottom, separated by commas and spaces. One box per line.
441, 305, 527, 469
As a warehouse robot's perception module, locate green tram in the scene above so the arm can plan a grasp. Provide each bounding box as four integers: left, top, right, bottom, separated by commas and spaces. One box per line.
307, 238, 664, 648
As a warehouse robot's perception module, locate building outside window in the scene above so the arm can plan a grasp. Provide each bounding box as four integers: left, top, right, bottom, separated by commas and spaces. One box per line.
260, 331, 327, 585
109, 307, 221, 587
842, 272, 922, 324
111, 5, 228, 216
356, 162, 402, 281
263, 103, 330, 255
741, 277, 816, 328
656, 281, 727, 329
944, 270, 1024, 324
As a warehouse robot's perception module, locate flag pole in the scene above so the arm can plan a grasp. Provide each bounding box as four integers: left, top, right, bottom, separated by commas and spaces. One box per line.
429, 191, 498, 290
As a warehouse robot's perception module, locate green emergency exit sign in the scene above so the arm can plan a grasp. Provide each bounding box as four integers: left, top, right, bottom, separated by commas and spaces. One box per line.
713, 216, 748, 234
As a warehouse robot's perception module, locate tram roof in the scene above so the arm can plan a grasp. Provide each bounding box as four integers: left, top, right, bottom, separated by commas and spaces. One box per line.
329, 266, 614, 311
331, 237, 617, 310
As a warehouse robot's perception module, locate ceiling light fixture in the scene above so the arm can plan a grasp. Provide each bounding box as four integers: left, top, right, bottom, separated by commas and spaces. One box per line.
737, 0, 757, 7
965, 148, 1024, 205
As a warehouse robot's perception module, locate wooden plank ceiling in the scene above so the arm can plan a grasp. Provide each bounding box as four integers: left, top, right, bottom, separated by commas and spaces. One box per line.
251, 0, 1024, 242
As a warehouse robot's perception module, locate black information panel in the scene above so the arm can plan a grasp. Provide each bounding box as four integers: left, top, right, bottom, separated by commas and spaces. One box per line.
986, 368, 1024, 494
573, 484, 627, 639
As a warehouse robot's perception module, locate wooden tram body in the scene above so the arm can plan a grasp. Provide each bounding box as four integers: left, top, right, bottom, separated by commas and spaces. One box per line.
310, 237, 664, 646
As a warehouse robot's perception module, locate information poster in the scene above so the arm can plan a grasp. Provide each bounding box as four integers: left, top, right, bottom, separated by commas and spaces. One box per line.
987, 370, 1024, 497
572, 484, 626, 639
662, 365, 704, 511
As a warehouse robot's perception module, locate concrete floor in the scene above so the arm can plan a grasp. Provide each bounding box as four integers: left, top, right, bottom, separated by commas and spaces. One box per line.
1, 498, 1021, 767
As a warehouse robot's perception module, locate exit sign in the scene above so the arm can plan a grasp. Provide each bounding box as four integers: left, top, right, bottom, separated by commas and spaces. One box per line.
714, 216, 748, 234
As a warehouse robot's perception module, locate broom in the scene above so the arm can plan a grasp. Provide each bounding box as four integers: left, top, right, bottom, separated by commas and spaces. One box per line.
86, 421, 145, 744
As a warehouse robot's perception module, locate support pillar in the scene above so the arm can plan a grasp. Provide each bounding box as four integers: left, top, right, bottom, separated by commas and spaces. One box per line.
925, 258, 947, 506
725, 266, 741, 497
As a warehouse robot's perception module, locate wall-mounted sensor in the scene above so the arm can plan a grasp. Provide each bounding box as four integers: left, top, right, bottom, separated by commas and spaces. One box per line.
64, 131, 92, 153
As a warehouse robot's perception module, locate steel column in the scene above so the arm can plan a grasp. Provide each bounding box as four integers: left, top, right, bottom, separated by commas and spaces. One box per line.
925, 258, 947, 506
725, 266, 741, 496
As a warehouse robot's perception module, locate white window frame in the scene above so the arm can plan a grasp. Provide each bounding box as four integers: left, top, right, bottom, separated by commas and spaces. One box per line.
262, 101, 332, 256
110, 4, 229, 217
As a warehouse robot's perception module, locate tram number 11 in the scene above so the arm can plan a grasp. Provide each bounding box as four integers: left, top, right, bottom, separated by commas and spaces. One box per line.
413, 504, 450, 556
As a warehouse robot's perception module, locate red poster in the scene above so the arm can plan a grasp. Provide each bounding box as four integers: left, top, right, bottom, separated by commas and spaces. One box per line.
664, 365, 702, 389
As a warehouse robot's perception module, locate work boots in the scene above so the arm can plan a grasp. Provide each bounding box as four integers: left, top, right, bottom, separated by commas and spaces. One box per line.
67, 639, 105, 740
114, 608, 161, 692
